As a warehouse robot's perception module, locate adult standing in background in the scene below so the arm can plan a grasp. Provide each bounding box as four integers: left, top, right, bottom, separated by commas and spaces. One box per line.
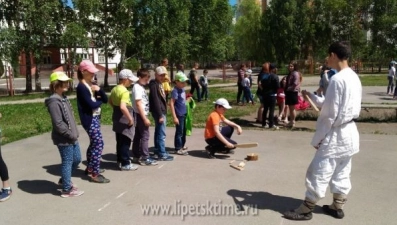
388, 62, 395, 96
189, 62, 201, 102
160, 58, 172, 102
261, 63, 280, 129
237, 64, 246, 105
256, 63, 270, 123
284, 61, 301, 128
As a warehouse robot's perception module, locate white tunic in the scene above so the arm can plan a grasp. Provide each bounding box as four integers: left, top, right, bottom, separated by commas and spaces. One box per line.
309, 67, 362, 158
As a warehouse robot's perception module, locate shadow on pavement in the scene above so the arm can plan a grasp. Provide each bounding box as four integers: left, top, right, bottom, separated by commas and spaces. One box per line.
188, 150, 231, 159
42, 165, 90, 181
17, 180, 59, 195
226, 189, 323, 214
101, 153, 117, 162
230, 118, 259, 128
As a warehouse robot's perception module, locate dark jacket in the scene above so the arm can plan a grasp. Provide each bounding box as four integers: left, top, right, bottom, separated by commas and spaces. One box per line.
76, 82, 108, 130
261, 73, 280, 96
149, 79, 167, 118
45, 94, 79, 145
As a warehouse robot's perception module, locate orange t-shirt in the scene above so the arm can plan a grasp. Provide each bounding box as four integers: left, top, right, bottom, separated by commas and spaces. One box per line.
204, 111, 226, 139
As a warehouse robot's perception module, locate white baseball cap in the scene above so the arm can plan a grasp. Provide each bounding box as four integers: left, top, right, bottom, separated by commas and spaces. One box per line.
119, 69, 139, 82
214, 98, 232, 109
156, 66, 167, 75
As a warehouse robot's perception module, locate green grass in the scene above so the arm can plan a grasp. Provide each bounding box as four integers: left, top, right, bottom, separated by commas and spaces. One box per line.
359, 75, 389, 86
0, 86, 256, 145
0, 92, 51, 101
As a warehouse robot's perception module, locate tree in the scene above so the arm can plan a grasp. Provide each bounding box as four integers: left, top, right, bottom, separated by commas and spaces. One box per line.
0, 0, 62, 92
365, 0, 397, 69
234, 0, 262, 61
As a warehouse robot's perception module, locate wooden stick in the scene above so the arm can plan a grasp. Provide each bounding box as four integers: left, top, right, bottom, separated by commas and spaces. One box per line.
234, 142, 258, 148
303, 92, 320, 112
230, 164, 244, 171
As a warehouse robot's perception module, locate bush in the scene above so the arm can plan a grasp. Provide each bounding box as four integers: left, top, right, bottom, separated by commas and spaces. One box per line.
124, 58, 141, 71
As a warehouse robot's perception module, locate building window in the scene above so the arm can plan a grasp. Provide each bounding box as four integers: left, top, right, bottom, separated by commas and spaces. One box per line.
43, 56, 51, 64
98, 54, 105, 63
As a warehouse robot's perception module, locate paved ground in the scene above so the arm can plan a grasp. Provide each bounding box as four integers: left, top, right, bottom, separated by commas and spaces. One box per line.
0, 125, 396, 225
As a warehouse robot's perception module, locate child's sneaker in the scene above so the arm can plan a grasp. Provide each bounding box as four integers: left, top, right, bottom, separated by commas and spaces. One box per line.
120, 163, 139, 171
90, 174, 110, 183
157, 155, 174, 161
139, 158, 158, 166
60, 188, 84, 198
85, 168, 105, 175
0, 188, 12, 202
176, 149, 189, 155
270, 125, 279, 130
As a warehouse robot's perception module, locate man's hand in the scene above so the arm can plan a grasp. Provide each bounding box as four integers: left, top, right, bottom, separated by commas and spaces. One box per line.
159, 117, 164, 124
173, 117, 179, 125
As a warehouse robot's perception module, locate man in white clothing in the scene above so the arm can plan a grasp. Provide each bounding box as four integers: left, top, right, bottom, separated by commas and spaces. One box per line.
283, 41, 362, 221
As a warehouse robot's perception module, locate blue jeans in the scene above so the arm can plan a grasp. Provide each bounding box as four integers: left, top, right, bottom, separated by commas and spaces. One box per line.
153, 114, 168, 157
201, 86, 208, 100
174, 115, 186, 150
57, 143, 82, 191
243, 87, 254, 103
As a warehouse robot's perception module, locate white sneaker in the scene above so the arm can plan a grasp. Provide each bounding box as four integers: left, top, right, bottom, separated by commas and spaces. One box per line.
121, 163, 139, 171
61, 188, 84, 198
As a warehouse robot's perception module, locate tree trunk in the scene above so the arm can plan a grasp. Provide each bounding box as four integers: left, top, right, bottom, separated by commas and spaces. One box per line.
25, 52, 33, 93
104, 48, 109, 88
34, 61, 42, 92
170, 60, 174, 82
118, 43, 126, 72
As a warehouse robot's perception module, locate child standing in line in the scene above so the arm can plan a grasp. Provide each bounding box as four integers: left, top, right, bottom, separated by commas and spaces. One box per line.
242, 71, 254, 105
199, 69, 209, 101
109, 69, 139, 171
170, 72, 189, 155
45, 72, 84, 198
149, 67, 174, 161
76, 60, 109, 183
277, 76, 289, 123
0, 119, 12, 201
132, 69, 159, 166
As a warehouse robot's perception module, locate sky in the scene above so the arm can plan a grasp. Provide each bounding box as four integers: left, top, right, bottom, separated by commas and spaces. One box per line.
229, 0, 237, 5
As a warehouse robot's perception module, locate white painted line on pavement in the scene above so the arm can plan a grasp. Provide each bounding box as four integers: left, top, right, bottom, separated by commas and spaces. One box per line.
158, 164, 165, 169
135, 178, 145, 186
116, 191, 127, 199
98, 202, 111, 211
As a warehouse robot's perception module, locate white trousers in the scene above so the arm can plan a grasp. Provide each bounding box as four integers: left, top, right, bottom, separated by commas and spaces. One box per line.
305, 153, 352, 202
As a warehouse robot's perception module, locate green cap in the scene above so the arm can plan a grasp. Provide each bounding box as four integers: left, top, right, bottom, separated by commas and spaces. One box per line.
175, 72, 188, 82
50, 71, 72, 82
